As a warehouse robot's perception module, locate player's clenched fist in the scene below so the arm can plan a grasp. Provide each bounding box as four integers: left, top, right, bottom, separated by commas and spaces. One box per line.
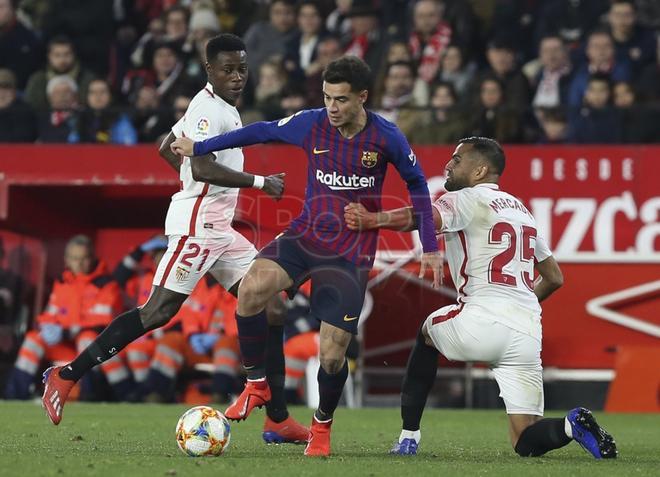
344, 202, 377, 230
171, 137, 195, 156
263, 173, 286, 201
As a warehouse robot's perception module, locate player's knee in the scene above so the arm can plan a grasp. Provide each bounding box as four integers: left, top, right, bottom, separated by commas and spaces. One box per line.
237, 274, 269, 307
140, 300, 180, 330
319, 357, 344, 374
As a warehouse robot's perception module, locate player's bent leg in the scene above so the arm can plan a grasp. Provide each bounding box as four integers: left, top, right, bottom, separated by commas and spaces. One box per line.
391, 326, 440, 456
225, 260, 292, 421
304, 322, 351, 457
42, 287, 187, 425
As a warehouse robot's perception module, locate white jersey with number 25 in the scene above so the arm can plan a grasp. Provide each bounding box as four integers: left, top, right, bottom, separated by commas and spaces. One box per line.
433, 183, 552, 337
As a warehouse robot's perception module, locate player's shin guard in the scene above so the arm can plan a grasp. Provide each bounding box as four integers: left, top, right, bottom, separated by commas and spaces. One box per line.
315, 359, 348, 420
59, 308, 146, 382
265, 324, 289, 423
514, 418, 572, 457
236, 310, 269, 380
401, 329, 439, 431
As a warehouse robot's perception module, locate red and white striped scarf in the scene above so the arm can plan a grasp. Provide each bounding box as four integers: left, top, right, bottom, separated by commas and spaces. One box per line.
409, 22, 452, 83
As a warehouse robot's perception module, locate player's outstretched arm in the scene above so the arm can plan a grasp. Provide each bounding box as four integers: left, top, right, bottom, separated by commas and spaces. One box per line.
189, 155, 285, 200
344, 203, 442, 232
159, 132, 183, 172
534, 256, 564, 302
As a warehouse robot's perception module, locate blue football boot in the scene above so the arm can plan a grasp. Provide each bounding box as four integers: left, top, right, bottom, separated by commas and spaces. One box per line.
567, 407, 618, 459
390, 438, 419, 456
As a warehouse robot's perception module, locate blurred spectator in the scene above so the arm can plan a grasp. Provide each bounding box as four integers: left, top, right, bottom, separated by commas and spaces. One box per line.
374, 61, 424, 138
253, 59, 288, 121
280, 85, 307, 116
568, 29, 632, 107
182, 8, 221, 86
325, 0, 352, 38
131, 16, 166, 69
408, 81, 468, 145
536, 107, 569, 144
468, 76, 522, 143
304, 35, 342, 107
79, 79, 137, 145
0, 0, 42, 90
244, 0, 296, 86
527, 35, 574, 109
37, 75, 81, 143
130, 85, 173, 143
173, 94, 192, 123
41, 0, 115, 77
437, 44, 475, 100
636, 35, 660, 103
0, 69, 37, 142
0, 236, 25, 359
4, 234, 132, 401
613, 80, 659, 143
408, 0, 452, 85
535, 0, 609, 49
605, 0, 656, 73
568, 73, 622, 143
342, 3, 385, 74
470, 37, 530, 112
24, 36, 95, 112
123, 41, 195, 108
284, 0, 326, 84
162, 4, 190, 51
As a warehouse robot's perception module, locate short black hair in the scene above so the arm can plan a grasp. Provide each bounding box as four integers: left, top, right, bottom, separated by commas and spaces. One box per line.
206, 34, 247, 62
458, 136, 506, 175
48, 35, 74, 51
386, 60, 416, 78
587, 72, 612, 87
322, 56, 371, 92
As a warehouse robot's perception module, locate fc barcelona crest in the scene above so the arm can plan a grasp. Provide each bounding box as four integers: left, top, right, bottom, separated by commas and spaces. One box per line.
361, 151, 378, 168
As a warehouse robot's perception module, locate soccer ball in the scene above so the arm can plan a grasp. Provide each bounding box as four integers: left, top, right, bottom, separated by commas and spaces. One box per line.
175, 406, 231, 456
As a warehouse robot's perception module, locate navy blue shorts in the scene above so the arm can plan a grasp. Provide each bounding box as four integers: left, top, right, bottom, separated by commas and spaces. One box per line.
258, 232, 369, 334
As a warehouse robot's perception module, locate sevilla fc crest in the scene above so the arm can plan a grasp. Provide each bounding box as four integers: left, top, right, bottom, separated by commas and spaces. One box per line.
361, 151, 378, 168
176, 266, 190, 282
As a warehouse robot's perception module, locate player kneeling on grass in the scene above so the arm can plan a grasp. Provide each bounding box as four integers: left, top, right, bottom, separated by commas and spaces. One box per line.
344, 136, 617, 459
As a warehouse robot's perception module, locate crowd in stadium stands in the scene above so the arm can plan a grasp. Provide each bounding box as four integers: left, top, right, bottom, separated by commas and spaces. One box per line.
2, 234, 339, 404
0, 0, 659, 145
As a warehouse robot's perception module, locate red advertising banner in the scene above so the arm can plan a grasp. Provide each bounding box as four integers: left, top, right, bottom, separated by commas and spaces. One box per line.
1, 145, 658, 369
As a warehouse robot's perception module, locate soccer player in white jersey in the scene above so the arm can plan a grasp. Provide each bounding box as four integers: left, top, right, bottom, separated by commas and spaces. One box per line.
344, 137, 617, 459
41, 34, 309, 444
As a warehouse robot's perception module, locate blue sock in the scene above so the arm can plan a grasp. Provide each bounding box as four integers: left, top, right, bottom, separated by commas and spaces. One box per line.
315, 360, 348, 420
235, 310, 268, 379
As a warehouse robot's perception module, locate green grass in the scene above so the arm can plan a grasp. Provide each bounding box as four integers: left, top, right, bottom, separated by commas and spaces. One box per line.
0, 402, 658, 477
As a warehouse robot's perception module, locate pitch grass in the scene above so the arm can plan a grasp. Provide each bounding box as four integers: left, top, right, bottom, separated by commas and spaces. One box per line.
0, 402, 658, 477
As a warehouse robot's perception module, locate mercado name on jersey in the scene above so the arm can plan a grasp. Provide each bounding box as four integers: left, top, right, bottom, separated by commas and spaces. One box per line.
193, 108, 436, 267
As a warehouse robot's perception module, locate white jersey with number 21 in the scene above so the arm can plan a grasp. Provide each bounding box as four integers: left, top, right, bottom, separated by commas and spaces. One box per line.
166, 82, 244, 238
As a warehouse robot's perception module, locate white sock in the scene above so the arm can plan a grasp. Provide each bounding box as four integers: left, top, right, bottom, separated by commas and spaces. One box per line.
564, 417, 573, 439
399, 429, 421, 443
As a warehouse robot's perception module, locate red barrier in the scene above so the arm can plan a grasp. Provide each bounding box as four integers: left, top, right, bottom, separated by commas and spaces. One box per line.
1, 145, 658, 369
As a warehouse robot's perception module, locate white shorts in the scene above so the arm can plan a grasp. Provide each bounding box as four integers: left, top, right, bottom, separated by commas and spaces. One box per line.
424, 303, 544, 416
153, 231, 257, 294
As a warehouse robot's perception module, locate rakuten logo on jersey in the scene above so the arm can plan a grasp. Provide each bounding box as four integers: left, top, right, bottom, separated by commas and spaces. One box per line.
316, 170, 375, 190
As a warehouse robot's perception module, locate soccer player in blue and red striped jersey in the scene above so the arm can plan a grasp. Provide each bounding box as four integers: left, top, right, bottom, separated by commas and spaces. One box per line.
171, 55, 442, 456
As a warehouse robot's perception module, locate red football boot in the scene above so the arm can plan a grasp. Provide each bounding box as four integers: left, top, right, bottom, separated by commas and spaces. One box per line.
41, 366, 75, 425
225, 379, 271, 421
262, 415, 310, 444
304, 416, 333, 456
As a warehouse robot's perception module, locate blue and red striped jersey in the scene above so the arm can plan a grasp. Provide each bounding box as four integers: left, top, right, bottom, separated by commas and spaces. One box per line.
193, 108, 438, 267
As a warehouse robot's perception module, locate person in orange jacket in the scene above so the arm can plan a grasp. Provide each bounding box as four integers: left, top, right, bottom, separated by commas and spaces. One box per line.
113, 236, 171, 385
5, 235, 133, 399
141, 275, 241, 403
